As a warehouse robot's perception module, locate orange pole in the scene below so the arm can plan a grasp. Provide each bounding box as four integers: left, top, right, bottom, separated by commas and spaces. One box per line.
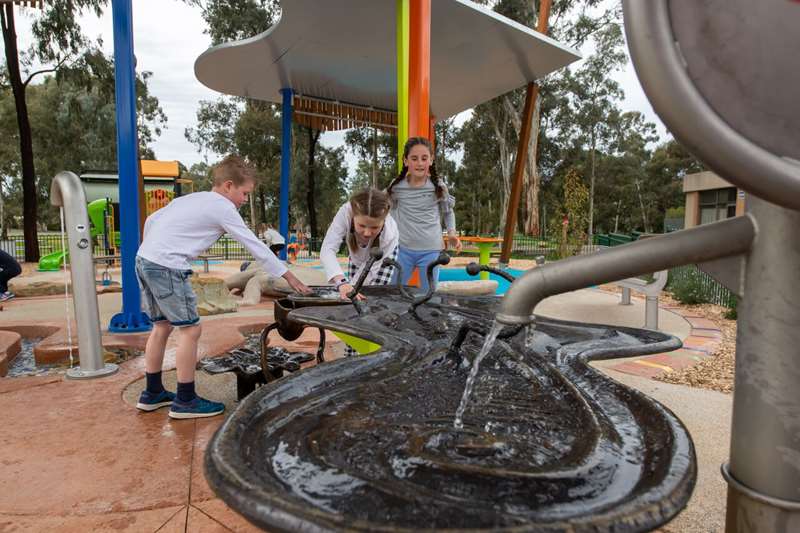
429, 115, 436, 150
499, 0, 552, 266
408, 0, 431, 139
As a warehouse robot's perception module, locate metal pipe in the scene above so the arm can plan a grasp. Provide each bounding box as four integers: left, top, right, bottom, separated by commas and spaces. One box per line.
725, 196, 800, 528
51, 171, 118, 379
622, 1, 800, 211
380, 257, 415, 301
347, 247, 383, 315
465, 262, 516, 283
497, 216, 756, 325
410, 251, 450, 312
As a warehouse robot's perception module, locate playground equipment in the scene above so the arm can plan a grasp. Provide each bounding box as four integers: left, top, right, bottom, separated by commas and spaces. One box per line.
205, 280, 695, 531
50, 171, 117, 379
498, 1, 800, 529
38, 198, 117, 272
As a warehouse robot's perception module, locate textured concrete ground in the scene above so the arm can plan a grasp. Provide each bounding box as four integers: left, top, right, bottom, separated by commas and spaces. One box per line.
0, 260, 731, 531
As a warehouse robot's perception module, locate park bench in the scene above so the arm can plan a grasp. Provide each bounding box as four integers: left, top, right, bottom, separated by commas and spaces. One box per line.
615, 270, 668, 330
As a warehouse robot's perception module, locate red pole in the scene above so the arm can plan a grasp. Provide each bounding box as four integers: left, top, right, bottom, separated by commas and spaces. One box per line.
408, 0, 431, 138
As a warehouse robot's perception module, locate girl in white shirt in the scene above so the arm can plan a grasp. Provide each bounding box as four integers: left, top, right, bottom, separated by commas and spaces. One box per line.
320, 187, 399, 301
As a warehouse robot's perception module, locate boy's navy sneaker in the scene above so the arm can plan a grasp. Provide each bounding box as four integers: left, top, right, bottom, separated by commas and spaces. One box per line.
168, 396, 225, 419
136, 389, 176, 411
0, 291, 15, 302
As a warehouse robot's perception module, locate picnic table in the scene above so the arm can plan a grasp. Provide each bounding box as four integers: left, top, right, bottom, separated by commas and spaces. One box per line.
460, 236, 503, 280
197, 253, 224, 273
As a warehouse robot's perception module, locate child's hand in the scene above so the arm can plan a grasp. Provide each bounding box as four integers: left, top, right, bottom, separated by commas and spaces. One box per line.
447, 234, 462, 254
339, 283, 366, 301
283, 271, 312, 294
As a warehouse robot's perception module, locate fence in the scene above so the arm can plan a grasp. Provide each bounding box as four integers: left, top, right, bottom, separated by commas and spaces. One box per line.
666, 264, 737, 308
0, 234, 325, 263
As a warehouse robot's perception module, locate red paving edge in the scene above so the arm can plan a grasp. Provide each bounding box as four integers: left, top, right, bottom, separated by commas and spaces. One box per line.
0, 312, 340, 531
609, 302, 724, 379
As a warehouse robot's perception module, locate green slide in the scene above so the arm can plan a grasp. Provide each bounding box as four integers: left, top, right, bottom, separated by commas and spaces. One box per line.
38, 198, 111, 271
38, 250, 68, 271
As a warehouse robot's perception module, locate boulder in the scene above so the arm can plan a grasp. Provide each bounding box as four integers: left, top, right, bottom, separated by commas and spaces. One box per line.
191, 275, 238, 316
436, 280, 498, 296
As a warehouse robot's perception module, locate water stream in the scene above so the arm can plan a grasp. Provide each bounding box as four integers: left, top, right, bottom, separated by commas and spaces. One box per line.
453, 321, 503, 429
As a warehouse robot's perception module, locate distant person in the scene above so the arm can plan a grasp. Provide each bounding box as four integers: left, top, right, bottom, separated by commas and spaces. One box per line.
260, 223, 286, 256
0, 249, 21, 302
386, 136, 461, 292
135, 155, 311, 419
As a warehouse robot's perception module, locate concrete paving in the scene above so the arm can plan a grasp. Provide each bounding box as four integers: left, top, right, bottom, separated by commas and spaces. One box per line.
0, 262, 731, 531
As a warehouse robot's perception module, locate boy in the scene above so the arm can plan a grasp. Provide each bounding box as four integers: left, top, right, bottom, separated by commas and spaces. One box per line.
135, 155, 310, 419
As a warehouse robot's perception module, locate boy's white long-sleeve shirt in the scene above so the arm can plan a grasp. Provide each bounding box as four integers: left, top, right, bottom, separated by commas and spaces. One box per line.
137, 191, 287, 277
320, 203, 399, 284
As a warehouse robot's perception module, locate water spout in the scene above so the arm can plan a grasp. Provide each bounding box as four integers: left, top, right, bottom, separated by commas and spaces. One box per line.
497, 216, 756, 326
410, 251, 451, 312
347, 247, 383, 314
50, 171, 118, 379
466, 262, 516, 283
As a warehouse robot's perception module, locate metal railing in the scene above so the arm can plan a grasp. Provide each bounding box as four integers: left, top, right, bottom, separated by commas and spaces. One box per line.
666, 264, 737, 308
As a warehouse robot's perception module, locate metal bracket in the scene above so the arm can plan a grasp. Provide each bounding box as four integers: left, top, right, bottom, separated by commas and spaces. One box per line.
697, 254, 747, 298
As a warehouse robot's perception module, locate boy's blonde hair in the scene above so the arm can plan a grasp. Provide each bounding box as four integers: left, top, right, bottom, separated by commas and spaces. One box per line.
213, 155, 256, 187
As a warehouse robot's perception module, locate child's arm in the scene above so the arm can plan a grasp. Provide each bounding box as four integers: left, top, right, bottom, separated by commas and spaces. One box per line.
221, 208, 311, 293
442, 190, 462, 253
320, 204, 350, 285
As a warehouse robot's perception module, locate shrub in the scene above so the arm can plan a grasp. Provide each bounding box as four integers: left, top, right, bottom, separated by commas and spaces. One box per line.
724, 298, 738, 320
669, 272, 708, 305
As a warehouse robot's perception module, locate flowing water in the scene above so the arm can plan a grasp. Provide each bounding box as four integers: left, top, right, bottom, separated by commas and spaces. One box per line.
453, 321, 504, 429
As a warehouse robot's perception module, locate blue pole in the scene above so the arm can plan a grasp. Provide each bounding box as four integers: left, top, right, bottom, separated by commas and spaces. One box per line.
279, 88, 293, 261
108, 0, 151, 333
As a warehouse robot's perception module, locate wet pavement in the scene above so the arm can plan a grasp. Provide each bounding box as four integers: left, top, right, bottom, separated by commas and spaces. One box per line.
0, 261, 728, 531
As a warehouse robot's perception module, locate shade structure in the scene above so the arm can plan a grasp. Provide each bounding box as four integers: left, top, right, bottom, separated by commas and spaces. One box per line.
194, 0, 579, 122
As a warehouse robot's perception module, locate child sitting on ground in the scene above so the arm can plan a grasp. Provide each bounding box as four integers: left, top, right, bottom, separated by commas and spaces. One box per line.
135, 155, 310, 419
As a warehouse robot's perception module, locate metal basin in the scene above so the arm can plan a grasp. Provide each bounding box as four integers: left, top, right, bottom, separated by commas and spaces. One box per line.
206, 288, 695, 532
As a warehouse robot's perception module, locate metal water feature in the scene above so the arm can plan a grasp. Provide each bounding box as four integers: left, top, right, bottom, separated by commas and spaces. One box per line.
205, 265, 697, 531
496, 2, 800, 530
50, 171, 118, 379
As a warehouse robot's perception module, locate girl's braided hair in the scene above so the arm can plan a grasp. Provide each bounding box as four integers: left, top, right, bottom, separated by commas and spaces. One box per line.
386, 136, 444, 200
346, 187, 390, 254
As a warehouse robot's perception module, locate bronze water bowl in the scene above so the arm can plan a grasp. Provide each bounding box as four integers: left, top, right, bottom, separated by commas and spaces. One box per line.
206, 287, 696, 532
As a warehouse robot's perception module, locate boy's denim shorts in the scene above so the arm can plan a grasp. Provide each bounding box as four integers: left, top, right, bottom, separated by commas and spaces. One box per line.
135, 256, 199, 327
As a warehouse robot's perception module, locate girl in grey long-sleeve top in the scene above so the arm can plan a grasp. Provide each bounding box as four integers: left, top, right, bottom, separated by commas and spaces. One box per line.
386, 137, 462, 291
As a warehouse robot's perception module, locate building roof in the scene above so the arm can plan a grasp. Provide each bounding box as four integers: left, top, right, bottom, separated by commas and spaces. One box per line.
194, 0, 579, 121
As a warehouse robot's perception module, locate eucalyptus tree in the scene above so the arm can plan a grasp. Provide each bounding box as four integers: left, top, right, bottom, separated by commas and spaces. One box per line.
0, 59, 165, 232
1, 0, 114, 260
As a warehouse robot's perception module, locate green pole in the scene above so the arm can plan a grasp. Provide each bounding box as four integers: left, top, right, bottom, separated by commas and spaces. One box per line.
396, 0, 409, 171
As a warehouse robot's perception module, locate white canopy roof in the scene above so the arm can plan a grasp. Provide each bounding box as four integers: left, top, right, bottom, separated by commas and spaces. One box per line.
194, 0, 580, 119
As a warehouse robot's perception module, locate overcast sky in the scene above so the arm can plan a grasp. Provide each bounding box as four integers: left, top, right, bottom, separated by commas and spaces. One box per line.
7, 0, 668, 173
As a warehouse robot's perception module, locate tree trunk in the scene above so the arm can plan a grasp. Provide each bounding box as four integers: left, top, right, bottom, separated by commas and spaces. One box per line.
523, 98, 542, 236
258, 185, 267, 224
306, 128, 321, 242
2, 4, 39, 262
588, 126, 596, 241
489, 110, 512, 232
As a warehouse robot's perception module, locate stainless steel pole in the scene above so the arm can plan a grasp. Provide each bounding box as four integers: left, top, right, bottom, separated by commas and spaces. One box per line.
724, 196, 800, 530
51, 171, 118, 379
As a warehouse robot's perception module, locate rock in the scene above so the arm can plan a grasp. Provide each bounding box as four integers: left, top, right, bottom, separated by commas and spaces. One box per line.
436, 280, 498, 296
191, 275, 238, 316
226, 263, 330, 305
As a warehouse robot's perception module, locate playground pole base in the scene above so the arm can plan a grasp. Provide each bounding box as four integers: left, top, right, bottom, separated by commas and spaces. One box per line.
108, 311, 152, 333
66, 363, 119, 380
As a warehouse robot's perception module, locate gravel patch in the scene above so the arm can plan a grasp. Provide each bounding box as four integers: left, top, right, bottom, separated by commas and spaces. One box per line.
655, 296, 736, 394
